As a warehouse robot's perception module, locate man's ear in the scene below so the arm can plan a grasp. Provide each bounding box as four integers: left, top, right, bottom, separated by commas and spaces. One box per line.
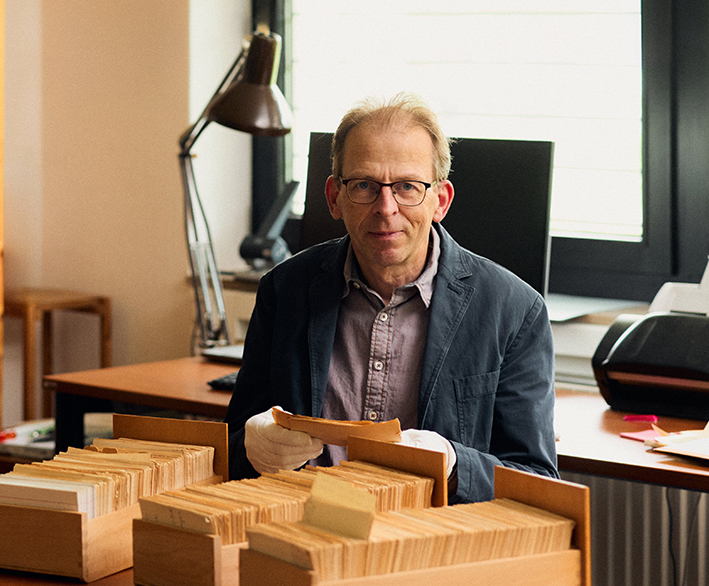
325, 175, 343, 220
432, 179, 455, 223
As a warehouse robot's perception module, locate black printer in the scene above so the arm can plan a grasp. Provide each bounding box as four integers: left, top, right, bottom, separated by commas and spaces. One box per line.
592, 312, 709, 419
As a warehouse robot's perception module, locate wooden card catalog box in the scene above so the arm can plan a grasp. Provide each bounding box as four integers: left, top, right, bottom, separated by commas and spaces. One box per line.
0, 414, 227, 582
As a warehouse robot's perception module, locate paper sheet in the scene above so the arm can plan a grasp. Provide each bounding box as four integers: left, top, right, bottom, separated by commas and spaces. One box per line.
656, 437, 709, 461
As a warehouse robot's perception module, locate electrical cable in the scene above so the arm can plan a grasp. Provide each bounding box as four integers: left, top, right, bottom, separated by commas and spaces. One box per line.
665, 486, 705, 586
680, 492, 703, 586
666, 487, 678, 586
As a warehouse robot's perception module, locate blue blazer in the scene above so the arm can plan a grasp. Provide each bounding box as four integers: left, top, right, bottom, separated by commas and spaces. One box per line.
225, 224, 558, 503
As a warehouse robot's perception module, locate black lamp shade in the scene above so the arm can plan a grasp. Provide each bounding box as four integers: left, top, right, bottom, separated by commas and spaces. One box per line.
207, 32, 292, 137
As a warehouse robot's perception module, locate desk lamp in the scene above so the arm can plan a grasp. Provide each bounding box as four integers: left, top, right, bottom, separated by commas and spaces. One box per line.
179, 31, 293, 349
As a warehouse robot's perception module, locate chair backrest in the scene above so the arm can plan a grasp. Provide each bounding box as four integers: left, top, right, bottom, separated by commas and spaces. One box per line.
301, 132, 553, 296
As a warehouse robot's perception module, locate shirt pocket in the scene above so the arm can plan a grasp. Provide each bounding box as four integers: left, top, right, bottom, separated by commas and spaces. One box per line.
454, 370, 499, 448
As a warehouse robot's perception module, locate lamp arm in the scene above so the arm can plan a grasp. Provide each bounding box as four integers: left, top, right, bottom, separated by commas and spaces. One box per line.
180, 149, 230, 348
177, 41, 252, 349
178, 31, 292, 344
179, 43, 249, 154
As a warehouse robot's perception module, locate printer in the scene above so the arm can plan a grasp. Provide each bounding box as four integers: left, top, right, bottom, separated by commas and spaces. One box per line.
592, 258, 709, 419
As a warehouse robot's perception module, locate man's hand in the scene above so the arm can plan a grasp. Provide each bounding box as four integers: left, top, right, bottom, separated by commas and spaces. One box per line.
398, 429, 457, 478
244, 407, 324, 475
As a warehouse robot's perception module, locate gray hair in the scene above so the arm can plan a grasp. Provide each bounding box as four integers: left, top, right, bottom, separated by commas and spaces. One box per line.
331, 92, 452, 185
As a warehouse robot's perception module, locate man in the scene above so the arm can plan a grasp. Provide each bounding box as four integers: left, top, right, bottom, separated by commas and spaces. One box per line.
225, 93, 558, 503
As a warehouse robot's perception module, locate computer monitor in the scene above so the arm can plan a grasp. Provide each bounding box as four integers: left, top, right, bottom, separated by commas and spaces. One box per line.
301, 132, 553, 296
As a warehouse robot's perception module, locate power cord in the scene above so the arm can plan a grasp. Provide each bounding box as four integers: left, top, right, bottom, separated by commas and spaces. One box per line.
665, 487, 704, 586
681, 491, 703, 586
666, 487, 678, 586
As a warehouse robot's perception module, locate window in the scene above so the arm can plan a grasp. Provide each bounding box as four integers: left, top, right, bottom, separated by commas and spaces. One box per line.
252, 0, 709, 302
289, 1, 642, 243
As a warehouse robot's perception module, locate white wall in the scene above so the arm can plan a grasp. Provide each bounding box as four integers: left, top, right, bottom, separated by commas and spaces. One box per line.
189, 2, 252, 272
2, 0, 252, 428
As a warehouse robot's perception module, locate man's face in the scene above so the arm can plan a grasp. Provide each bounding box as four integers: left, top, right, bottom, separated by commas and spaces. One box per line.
325, 122, 454, 284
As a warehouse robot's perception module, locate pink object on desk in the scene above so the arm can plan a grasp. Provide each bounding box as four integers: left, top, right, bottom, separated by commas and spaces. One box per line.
620, 429, 661, 442
623, 414, 659, 423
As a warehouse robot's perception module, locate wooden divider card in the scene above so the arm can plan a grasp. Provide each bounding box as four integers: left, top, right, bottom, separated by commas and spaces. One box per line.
348, 436, 448, 507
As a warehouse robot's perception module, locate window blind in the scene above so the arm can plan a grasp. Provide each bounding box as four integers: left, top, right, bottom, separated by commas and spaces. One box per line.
288, 0, 642, 241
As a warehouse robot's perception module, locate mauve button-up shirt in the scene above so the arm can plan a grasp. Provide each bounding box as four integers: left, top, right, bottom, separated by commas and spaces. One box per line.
315, 228, 441, 466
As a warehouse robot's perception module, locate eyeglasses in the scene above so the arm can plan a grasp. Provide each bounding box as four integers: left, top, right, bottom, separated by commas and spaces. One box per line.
340, 178, 433, 207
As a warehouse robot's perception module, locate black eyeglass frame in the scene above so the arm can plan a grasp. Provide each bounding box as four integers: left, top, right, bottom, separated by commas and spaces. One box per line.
339, 177, 434, 207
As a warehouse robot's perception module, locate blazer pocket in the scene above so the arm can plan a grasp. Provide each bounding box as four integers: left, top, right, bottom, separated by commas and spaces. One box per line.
454, 371, 499, 447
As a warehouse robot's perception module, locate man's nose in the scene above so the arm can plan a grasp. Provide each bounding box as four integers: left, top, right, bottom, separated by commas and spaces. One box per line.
374, 185, 399, 214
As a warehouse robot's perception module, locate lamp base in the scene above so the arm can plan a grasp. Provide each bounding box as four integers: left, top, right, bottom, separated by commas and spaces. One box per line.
239, 235, 290, 270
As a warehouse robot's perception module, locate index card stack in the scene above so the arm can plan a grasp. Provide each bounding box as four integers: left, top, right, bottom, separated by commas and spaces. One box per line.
0, 437, 216, 518
138, 460, 435, 544
245, 474, 576, 582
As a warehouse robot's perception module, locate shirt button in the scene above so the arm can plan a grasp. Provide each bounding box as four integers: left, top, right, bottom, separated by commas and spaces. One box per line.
374, 360, 384, 371
379, 312, 388, 322
353, 282, 361, 289
368, 410, 378, 421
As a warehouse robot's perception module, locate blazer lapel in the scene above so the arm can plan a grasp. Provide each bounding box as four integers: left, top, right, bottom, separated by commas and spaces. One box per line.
418, 226, 476, 425
308, 238, 349, 417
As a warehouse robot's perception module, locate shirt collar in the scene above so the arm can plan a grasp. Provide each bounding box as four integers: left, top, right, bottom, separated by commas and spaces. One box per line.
342, 227, 440, 308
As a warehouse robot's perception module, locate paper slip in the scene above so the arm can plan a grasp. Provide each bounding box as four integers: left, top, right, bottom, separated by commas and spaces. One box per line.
648, 419, 709, 453
655, 436, 709, 462
645, 426, 707, 448
272, 409, 402, 446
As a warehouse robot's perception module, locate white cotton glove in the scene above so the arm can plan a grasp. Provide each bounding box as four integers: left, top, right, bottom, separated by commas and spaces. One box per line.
244, 406, 324, 475
398, 429, 457, 478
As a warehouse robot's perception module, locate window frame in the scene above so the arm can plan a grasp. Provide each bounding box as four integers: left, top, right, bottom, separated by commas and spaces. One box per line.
253, 0, 709, 302
549, 0, 674, 300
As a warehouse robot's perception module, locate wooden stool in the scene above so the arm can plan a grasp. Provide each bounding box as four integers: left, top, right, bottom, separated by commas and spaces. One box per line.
4, 288, 112, 420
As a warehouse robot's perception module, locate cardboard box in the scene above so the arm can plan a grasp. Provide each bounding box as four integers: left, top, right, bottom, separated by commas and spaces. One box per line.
0, 414, 228, 582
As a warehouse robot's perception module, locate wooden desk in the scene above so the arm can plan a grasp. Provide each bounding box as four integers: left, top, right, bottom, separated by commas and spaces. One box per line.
41, 356, 709, 490
0, 568, 132, 585
43, 357, 236, 452
555, 387, 709, 491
